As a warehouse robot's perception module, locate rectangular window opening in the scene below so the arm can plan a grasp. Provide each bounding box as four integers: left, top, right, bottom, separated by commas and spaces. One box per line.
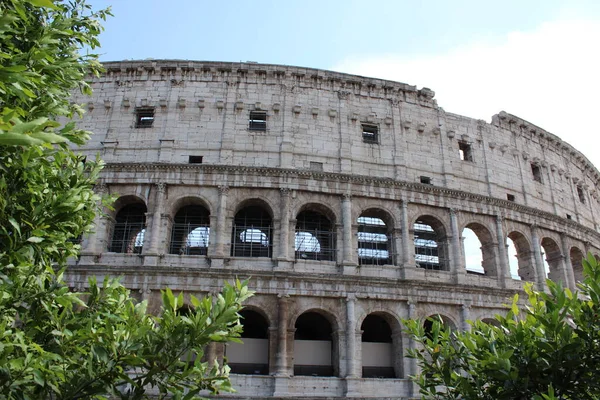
507, 194, 515, 202
531, 163, 543, 183
135, 107, 155, 128
249, 111, 267, 131
188, 156, 203, 164
420, 176, 432, 185
577, 186, 586, 204
458, 141, 473, 161
309, 161, 323, 171
362, 123, 379, 144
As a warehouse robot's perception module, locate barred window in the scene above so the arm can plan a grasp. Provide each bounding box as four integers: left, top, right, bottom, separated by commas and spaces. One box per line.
414, 219, 446, 270
358, 215, 392, 265
295, 210, 336, 261
109, 203, 147, 253
135, 107, 155, 128
231, 206, 272, 258
169, 205, 210, 255
248, 111, 267, 131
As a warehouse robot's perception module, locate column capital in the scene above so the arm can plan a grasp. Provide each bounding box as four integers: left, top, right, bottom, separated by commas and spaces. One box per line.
156, 182, 167, 193
495, 214, 504, 224
346, 293, 356, 302
342, 192, 352, 200
94, 182, 108, 194
280, 187, 291, 196
449, 207, 458, 216
218, 185, 230, 195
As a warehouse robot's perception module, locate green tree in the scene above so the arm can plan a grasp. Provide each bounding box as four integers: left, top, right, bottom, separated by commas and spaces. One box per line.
405, 254, 600, 400
0, 1, 252, 399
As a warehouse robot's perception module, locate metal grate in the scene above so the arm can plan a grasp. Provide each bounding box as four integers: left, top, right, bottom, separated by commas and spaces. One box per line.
248, 111, 267, 131
135, 107, 155, 128
169, 205, 210, 255
357, 216, 392, 265
362, 123, 379, 144
109, 203, 147, 253
414, 221, 444, 270
231, 206, 272, 257
295, 210, 336, 261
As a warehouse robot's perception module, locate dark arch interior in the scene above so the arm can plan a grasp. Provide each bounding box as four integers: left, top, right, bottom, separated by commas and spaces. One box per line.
294, 312, 334, 376
239, 309, 269, 339
361, 314, 395, 378
228, 309, 270, 375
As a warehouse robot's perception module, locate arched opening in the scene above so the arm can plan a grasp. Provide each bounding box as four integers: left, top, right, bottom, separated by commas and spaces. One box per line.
414, 216, 448, 271
357, 210, 393, 266
463, 223, 496, 276
109, 202, 147, 253
423, 314, 455, 339
507, 231, 535, 281
361, 314, 399, 378
481, 318, 501, 327
570, 246, 585, 284
226, 309, 269, 375
294, 312, 334, 376
231, 205, 272, 258
169, 205, 210, 255
541, 237, 563, 283
295, 210, 336, 261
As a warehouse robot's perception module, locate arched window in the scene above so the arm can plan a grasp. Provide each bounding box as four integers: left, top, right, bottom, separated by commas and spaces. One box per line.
361, 314, 396, 378
294, 312, 334, 376
541, 237, 563, 283
507, 231, 534, 281
110, 203, 147, 253
231, 206, 272, 258
169, 205, 210, 255
463, 223, 496, 276
358, 212, 392, 265
570, 247, 585, 283
295, 210, 336, 261
423, 314, 455, 339
226, 309, 269, 375
414, 217, 447, 270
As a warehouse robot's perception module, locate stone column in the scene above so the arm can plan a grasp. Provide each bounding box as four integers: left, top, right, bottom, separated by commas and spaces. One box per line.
146, 182, 166, 255
275, 294, 289, 376
530, 225, 546, 290
561, 234, 577, 290
406, 301, 418, 397
342, 194, 355, 266
449, 209, 464, 279
214, 186, 229, 257
346, 295, 358, 378
495, 215, 509, 287
460, 303, 471, 332
278, 188, 291, 261
81, 183, 108, 261
399, 200, 413, 279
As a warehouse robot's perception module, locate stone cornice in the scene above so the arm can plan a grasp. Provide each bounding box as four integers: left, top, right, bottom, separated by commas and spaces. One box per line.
101, 162, 600, 243
96, 60, 436, 107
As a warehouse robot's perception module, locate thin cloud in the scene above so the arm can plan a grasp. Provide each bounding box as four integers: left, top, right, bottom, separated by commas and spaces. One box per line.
331, 19, 600, 168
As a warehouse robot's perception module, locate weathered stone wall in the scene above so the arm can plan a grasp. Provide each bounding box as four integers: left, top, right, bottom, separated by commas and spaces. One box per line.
66, 60, 600, 399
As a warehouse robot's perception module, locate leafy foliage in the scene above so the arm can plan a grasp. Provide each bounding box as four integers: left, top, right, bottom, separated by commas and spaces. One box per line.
0, 1, 253, 399
405, 254, 600, 400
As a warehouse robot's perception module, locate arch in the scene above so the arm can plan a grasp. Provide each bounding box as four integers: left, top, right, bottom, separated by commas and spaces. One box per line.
109, 198, 147, 254
295, 209, 336, 261
463, 222, 496, 277
360, 312, 403, 378
423, 314, 456, 338
540, 237, 563, 283
293, 311, 337, 377
233, 197, 275, 219
507, 231, 535, 281
570, 246, 585, 284
168, 195, 212, 216
231, 203, 273, 258
481, 317, 501, 327
414, 215, 448, 271
227, 309, 270, 375
358, 208, 394, 266
169, 205, 210, 255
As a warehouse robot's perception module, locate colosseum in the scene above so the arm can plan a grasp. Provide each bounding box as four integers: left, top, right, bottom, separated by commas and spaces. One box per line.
66, 60, 600, 399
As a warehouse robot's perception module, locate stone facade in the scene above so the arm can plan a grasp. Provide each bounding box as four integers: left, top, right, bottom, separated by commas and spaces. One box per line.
66, 60, 600, 399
